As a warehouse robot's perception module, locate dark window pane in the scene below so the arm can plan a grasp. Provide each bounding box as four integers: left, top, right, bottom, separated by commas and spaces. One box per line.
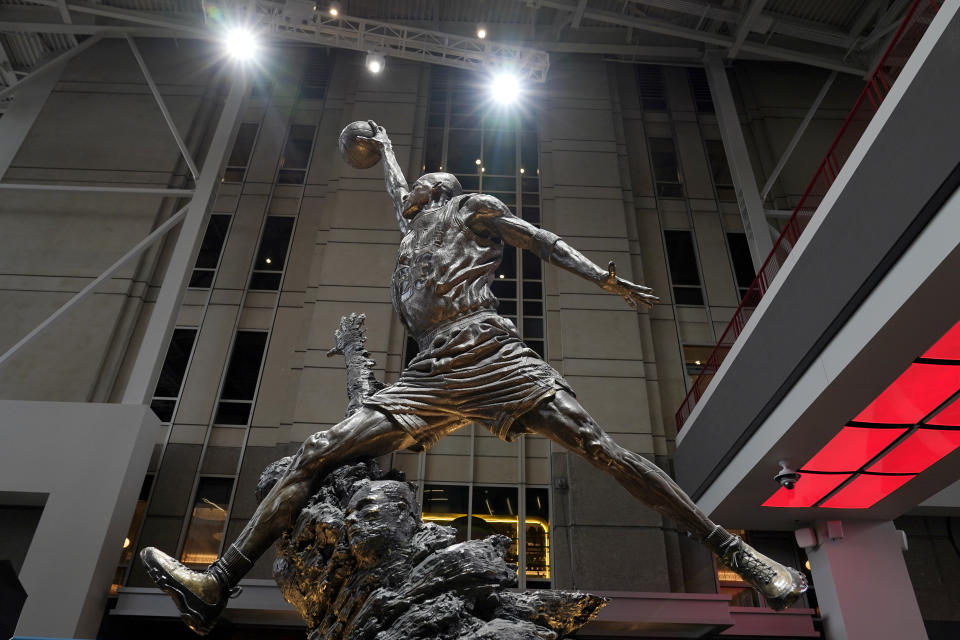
491, 280, 516, 299
153, 328, 197, 398
214, 401, 251, 425
189, 269, 214, 289
520, 131, 538, 175
523, 301, 543, 317
150, 399, 175, 423
522, 318, 544, 339
300, 48, 332, 99
483, 176, 515, 192
403, 335, 420, 368
527, 340, 545, 358
253, 217, 295, 271
281, 125, 316, 170
425, 128, 443, 172
277, 169, 305, 184
664, 230, 702, 287
525, 487, 550, 583
522, 252, 542, 279
483, 128, 516, 175
498, 300, 517, 315
195, 214, 231, 270
447, 129, 481, 174
521, 207, 540, 224
521, 177, 539, 193
727, 232, 756, 290
220, 331, 268, 400
657, 183, 684, 198
472, 486, 519, 565
428, 113, 446, 128
498, 247, 517, 278
705, 139, 735, 201
458, 174, 479, 191
422, 484, 469, 542
522, 281, 542, 300
249, 272, 282, 290
637, 65, 667, 111
687, 68, 714, 113
222, 168, 245, 183
522, 191, 539, 206
673, 287, 705, 305
250, 79, 272, 97
227, 123, 258, 167
181, 478, 233, 564
649, 137, 682, 193
300, 86, 325, 100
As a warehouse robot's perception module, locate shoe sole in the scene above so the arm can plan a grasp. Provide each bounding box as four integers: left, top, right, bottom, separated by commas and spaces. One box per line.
141, 551, 217, 635
766, 567, 809, 611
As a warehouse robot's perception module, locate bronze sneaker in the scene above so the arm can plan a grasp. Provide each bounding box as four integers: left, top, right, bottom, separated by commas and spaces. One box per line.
717, 535, 808, 610
140, 547, 232, 635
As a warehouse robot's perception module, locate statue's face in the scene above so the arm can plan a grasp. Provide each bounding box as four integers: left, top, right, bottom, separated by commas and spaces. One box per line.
402, 172, 462, 219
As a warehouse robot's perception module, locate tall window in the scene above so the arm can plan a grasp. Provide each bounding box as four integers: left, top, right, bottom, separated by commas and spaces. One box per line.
190, 214, 231, 288
223, 122, 259, 183
636, 65, 667, 111
180, 477, 233, 565
214, 331, 268, 425
421, 483, 550, 588
727, 232, 756, 299
278, 124, 316, 184
664, 230, 704, 305
687, 68, 714, 113
150, 328, 197, 423
421, 67, 545, 358
249, 217, 295, 291
110, 475, 154, 593
705, 139, 736, 203
300, 48, 332, 100
649, 137, 684, 198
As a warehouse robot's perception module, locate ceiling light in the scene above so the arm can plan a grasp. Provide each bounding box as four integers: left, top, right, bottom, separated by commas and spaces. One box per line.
490, 72, 520, 105
520, 167, 525, 174
365, 52, 385, 74
224, 27, 258, 61
329, 2, 340, 16
477, 25, 487, 39
265, 258, 272, 264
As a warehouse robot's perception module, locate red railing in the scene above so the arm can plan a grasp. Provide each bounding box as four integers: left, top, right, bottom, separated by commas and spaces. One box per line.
675, 0, 942, 431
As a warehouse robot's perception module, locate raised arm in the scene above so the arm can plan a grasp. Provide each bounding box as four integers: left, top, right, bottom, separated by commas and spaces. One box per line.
464, 194, 658, 309
362, 120, 410, 233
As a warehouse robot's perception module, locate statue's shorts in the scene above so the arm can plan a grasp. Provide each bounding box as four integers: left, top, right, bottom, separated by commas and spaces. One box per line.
363, 311, 572, 451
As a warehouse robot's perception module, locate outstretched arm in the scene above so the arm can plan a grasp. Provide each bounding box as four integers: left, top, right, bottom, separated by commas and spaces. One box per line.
362, 120, 410, 233
464, 195, 658, 309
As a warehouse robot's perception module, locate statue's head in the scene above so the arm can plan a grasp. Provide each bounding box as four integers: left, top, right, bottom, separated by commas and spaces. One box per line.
401, 172, 462, 219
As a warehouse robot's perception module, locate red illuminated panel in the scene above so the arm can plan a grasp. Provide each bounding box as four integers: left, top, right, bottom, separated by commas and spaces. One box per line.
802, 426, 906, 472
762, 474, 850, 508
922, 320, 960, 360
926, 398, 960, 426
819, 474, 914, 509
868, 429, 960, 473
853, 363, 960, 424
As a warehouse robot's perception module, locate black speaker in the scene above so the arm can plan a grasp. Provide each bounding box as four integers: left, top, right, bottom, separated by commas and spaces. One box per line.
0, 560, 27, 639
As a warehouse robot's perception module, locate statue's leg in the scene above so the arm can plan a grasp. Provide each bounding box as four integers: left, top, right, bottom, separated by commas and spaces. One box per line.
516, 390, 806, 610
141, 407, 414, 635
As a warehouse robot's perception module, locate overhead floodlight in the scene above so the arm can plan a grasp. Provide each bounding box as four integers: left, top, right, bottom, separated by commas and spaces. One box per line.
477, 25, 487, 39
366, 52, 385, 74
490, 72, 520, 105
224, 27, 258, 61
329, 2, 340, 16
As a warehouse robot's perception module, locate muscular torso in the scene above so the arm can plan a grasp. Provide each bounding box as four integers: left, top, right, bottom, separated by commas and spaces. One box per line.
391, 195, 502, 339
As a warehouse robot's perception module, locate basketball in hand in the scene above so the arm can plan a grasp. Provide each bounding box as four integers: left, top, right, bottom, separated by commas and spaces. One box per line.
338, 120, 383, 169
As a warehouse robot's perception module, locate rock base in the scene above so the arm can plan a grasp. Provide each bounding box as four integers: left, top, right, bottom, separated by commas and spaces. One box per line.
266, 461, 606, 639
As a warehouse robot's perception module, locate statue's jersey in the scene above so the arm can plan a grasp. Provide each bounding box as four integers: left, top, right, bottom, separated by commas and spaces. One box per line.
391, 194, 502, 339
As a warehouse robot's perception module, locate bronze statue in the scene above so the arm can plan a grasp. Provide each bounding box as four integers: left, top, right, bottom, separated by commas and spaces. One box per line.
141, 121, 806, 635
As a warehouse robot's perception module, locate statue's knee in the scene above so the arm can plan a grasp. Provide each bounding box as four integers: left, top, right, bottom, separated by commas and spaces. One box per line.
303, 432, 331, 459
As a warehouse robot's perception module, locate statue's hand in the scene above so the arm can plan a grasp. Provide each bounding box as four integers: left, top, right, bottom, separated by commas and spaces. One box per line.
360, 119, 391, 147
601, 260, 659, 309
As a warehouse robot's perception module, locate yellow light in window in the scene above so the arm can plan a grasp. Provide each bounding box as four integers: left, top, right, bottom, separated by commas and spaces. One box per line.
805, 560, 811, 570
499, 274, 505, 279
265, 258, 272, 264
123, 537, 131, 549
695, 360, 701, 365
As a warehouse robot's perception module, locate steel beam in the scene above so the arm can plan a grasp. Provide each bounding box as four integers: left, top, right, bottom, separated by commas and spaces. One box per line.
0, 33, 101, 101
0, 204, 189, 371
760, 70, 836, 200
121, 69, 247, 405
0, 47, 60, 179
0, 183, 194, 195
728, 0, 768, 59
571, 0, 588, 29
125, 34, 199, 180
703, 51, 772, 271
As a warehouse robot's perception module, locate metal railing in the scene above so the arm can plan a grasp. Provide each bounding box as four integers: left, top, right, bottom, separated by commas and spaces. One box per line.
675, 0, 942, 431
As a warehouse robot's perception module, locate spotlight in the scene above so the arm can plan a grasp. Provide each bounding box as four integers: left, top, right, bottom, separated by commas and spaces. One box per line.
365, 52, 385, 74
475, 158, 482, 166
520, 167, 525, 174
477, 25, 487, 39
329, 2, 340, 16
224, 27, 258, 61
490, 72, 520, 105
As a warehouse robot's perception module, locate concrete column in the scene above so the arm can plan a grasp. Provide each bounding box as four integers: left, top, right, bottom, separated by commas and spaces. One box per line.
0, 62, 62, 180
804, 520, 927, 640
702, 51, 773, 271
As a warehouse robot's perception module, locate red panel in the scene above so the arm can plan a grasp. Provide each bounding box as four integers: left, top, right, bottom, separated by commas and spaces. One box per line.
853, 363, 960, 424
819, 474, 914, 509
802, 426, 906, 472
762, 474, 850, 508
868, 429, 960, 473
923, 320, 960, 360
926, 398, 960, 426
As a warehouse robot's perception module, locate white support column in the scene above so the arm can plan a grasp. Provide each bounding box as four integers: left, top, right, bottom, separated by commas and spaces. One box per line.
703, 50, 773, 270
803, 521, 927, 640
121, 69, 248, 405
0, 57, 61, 179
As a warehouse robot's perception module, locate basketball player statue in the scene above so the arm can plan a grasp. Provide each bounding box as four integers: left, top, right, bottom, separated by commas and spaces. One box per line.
141, 120, 807, 634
